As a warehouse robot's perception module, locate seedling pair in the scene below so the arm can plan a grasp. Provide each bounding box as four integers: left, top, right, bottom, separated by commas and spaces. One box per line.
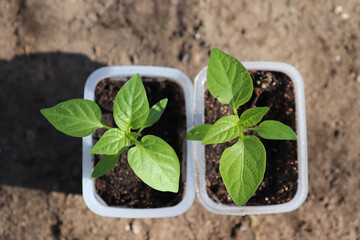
187, 48, 297, 205
41, 74, 180, 193
41, 48, 296, 205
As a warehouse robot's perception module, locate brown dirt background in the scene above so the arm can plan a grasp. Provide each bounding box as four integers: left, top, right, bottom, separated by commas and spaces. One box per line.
0, 0, 359, 239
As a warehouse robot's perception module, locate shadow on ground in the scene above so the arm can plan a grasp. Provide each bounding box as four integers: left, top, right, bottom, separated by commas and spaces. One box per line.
0, 53, 104, 194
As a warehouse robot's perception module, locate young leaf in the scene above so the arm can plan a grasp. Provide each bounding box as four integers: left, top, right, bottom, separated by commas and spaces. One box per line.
113, 74, 149, 130
186, 124, 212, 141
40, 99, 104, 137
219, 135, 266, 206
239, 107, 270, 127
129, 132, 141, 139
90, 128, 130, 155
142, 98, 168, 129
254, 120, 297, 140
128, 135, 180, 192
202, 115, 242, 145
91, 152, 121, 179
207, 48, 253, 109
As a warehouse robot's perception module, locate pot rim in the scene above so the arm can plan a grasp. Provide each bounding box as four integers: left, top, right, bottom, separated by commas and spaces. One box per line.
193, 62, 308, 215
82, 66, 195, 218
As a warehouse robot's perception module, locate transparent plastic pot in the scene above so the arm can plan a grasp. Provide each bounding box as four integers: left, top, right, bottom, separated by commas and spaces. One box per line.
193, 62, 308, 215
82, 66, 195, 218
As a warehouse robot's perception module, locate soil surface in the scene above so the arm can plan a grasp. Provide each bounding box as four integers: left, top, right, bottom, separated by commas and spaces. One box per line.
1, 1, 360, 239
93, 78, 185, 208
205, 71, 298, 205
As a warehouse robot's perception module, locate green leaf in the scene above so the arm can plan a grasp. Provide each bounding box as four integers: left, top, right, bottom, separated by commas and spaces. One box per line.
90, 128, 130, 155
142, 98, 168, 129
128, 135, 180, 192
220, 135, 266, 206
254, 120, 297, 140
239, 107, 270, 127
186, 124, 212, 140
91, 152, 122, 179
40, 99, 103, 137
113, 74, 149, 130
207, 48, 253, 109
129, 132, 141, 139
202, 115, 242, 145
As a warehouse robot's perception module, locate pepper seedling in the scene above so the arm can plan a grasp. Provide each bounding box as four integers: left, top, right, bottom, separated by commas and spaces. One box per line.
41, 74, 180, 193
186, 48, 297, 205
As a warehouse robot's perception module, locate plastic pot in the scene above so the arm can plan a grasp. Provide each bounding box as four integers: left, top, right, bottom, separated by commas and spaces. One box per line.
193, 62, 308, 215
82, 66, 195, 218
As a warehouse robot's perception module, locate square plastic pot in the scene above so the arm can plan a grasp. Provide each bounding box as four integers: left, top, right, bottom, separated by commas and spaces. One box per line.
193, 62, 308, 215
82, 66, 195, 218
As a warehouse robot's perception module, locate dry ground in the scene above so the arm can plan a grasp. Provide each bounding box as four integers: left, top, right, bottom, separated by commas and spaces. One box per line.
1, 0, 360, 239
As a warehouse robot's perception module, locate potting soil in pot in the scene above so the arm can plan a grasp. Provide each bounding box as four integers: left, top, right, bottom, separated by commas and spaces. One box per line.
205, 71, 298, 205
93, 78, 185, 208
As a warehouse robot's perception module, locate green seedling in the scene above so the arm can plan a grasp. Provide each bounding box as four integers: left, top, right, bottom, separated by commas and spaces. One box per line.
187, 48, 297, 205
41, 74, 180, 193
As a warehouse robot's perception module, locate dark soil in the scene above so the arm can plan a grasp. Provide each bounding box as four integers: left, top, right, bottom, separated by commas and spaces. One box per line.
93, 78, 186, 208
205, 71, 298, 205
